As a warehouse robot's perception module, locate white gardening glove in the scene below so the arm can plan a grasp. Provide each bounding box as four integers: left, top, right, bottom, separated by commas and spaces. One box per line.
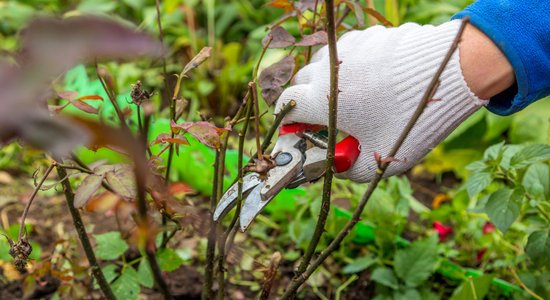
275, 20, 488, 183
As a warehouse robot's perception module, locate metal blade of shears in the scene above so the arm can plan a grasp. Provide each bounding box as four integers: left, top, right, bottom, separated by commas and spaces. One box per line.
213, 173, 262, 221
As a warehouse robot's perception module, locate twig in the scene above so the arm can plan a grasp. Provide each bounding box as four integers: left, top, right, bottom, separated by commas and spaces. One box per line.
56, 165, 116, 300
281, 17, 471, 299
260, 252, 282, 300
214, 93, 250, 300
202, 149, 219, 300
509, 268, 544, 300
133, 116, 172, 299
250, 82, 263, 161
305, 0, 320, 64
250, 100, 296, 159
18, 162, 56, 241
96, 66, 129, 132
295, 0, 340, 281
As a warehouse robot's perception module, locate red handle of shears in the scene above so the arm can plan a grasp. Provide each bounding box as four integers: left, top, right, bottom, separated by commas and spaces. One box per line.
279, 123, 360, 173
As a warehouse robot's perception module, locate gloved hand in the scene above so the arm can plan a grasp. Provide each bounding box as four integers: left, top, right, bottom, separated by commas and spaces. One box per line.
275, 20, 488, 183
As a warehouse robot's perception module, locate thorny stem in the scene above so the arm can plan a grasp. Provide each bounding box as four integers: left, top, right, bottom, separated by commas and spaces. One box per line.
250, 82, 263, 160
202, 150, 219, 300
222, 99, 295, 249
295, 0, 340, 281
281, 17, 471, 299
56, 165, 116, 300
135, 115, 172, 299
250, 100, 296, 160
18, 162, 56, 241
215, 92, 251, 300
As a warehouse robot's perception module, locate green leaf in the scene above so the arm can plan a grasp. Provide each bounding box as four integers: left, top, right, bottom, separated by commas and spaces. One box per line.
111, 266, 140, 300
510, 144, 550, 169
341, 255, 376, 274
394, 288, 421, 300
137, 259, 154, 288
483, 141, 505, 161
371, 267, 399, 290
74, 174, 103, 208
450, 275, 493, 300
466, 172, 492, 197
93, 264, 118, 289
394, 235, 438, 287
484, 188, 520, 232
157, 248, 184, 272
525, 230, 550, 266
522, 163, 550, 199
94, 232, 129, 260
102, 264, 119, 283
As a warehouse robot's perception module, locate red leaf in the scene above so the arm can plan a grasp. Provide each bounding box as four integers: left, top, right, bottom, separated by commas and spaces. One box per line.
77, 95, 104, 101
258, 56, 295, 105
57, 91, 78, 101
171, 120, 228, 149
263, 27, 295, 48
151, 133, 190, 146
71, 100, 99, 114
266, 0, 294, 12
296, 31, 328, 46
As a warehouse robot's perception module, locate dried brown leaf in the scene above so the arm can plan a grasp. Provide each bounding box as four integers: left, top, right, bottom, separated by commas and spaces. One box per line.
182, 47, 212, 76
74, 174, 103, 208
295, 31, 328, 46
263, 27, 295, 48
258, 56, 295, 105
105, 165, 137, 199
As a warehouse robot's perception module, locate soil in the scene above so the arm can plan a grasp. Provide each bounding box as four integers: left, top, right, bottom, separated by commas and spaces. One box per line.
0, 170, 460, 299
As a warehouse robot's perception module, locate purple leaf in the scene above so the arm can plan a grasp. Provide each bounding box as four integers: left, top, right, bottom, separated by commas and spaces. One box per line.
263, 27, 295, 48
296, 31, 328, 46
258, 56, 295, 105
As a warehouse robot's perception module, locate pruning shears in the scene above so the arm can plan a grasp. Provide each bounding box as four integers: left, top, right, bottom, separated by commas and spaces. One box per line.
213, 123, 361, 231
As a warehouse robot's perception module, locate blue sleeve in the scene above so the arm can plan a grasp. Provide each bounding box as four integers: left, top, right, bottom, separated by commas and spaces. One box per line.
451, 1, 550, 116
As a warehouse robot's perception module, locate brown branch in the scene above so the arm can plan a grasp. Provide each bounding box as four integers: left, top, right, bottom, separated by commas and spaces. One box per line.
250, 82, 263, 161
56, 165, 116, 300
281, 16, 471, 299
18, 162, 56, 241
294, 0, 340, 284
215, 92, 253, 300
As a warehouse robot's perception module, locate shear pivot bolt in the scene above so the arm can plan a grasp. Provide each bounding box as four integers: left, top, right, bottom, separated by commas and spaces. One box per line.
275, 152, 292, 166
